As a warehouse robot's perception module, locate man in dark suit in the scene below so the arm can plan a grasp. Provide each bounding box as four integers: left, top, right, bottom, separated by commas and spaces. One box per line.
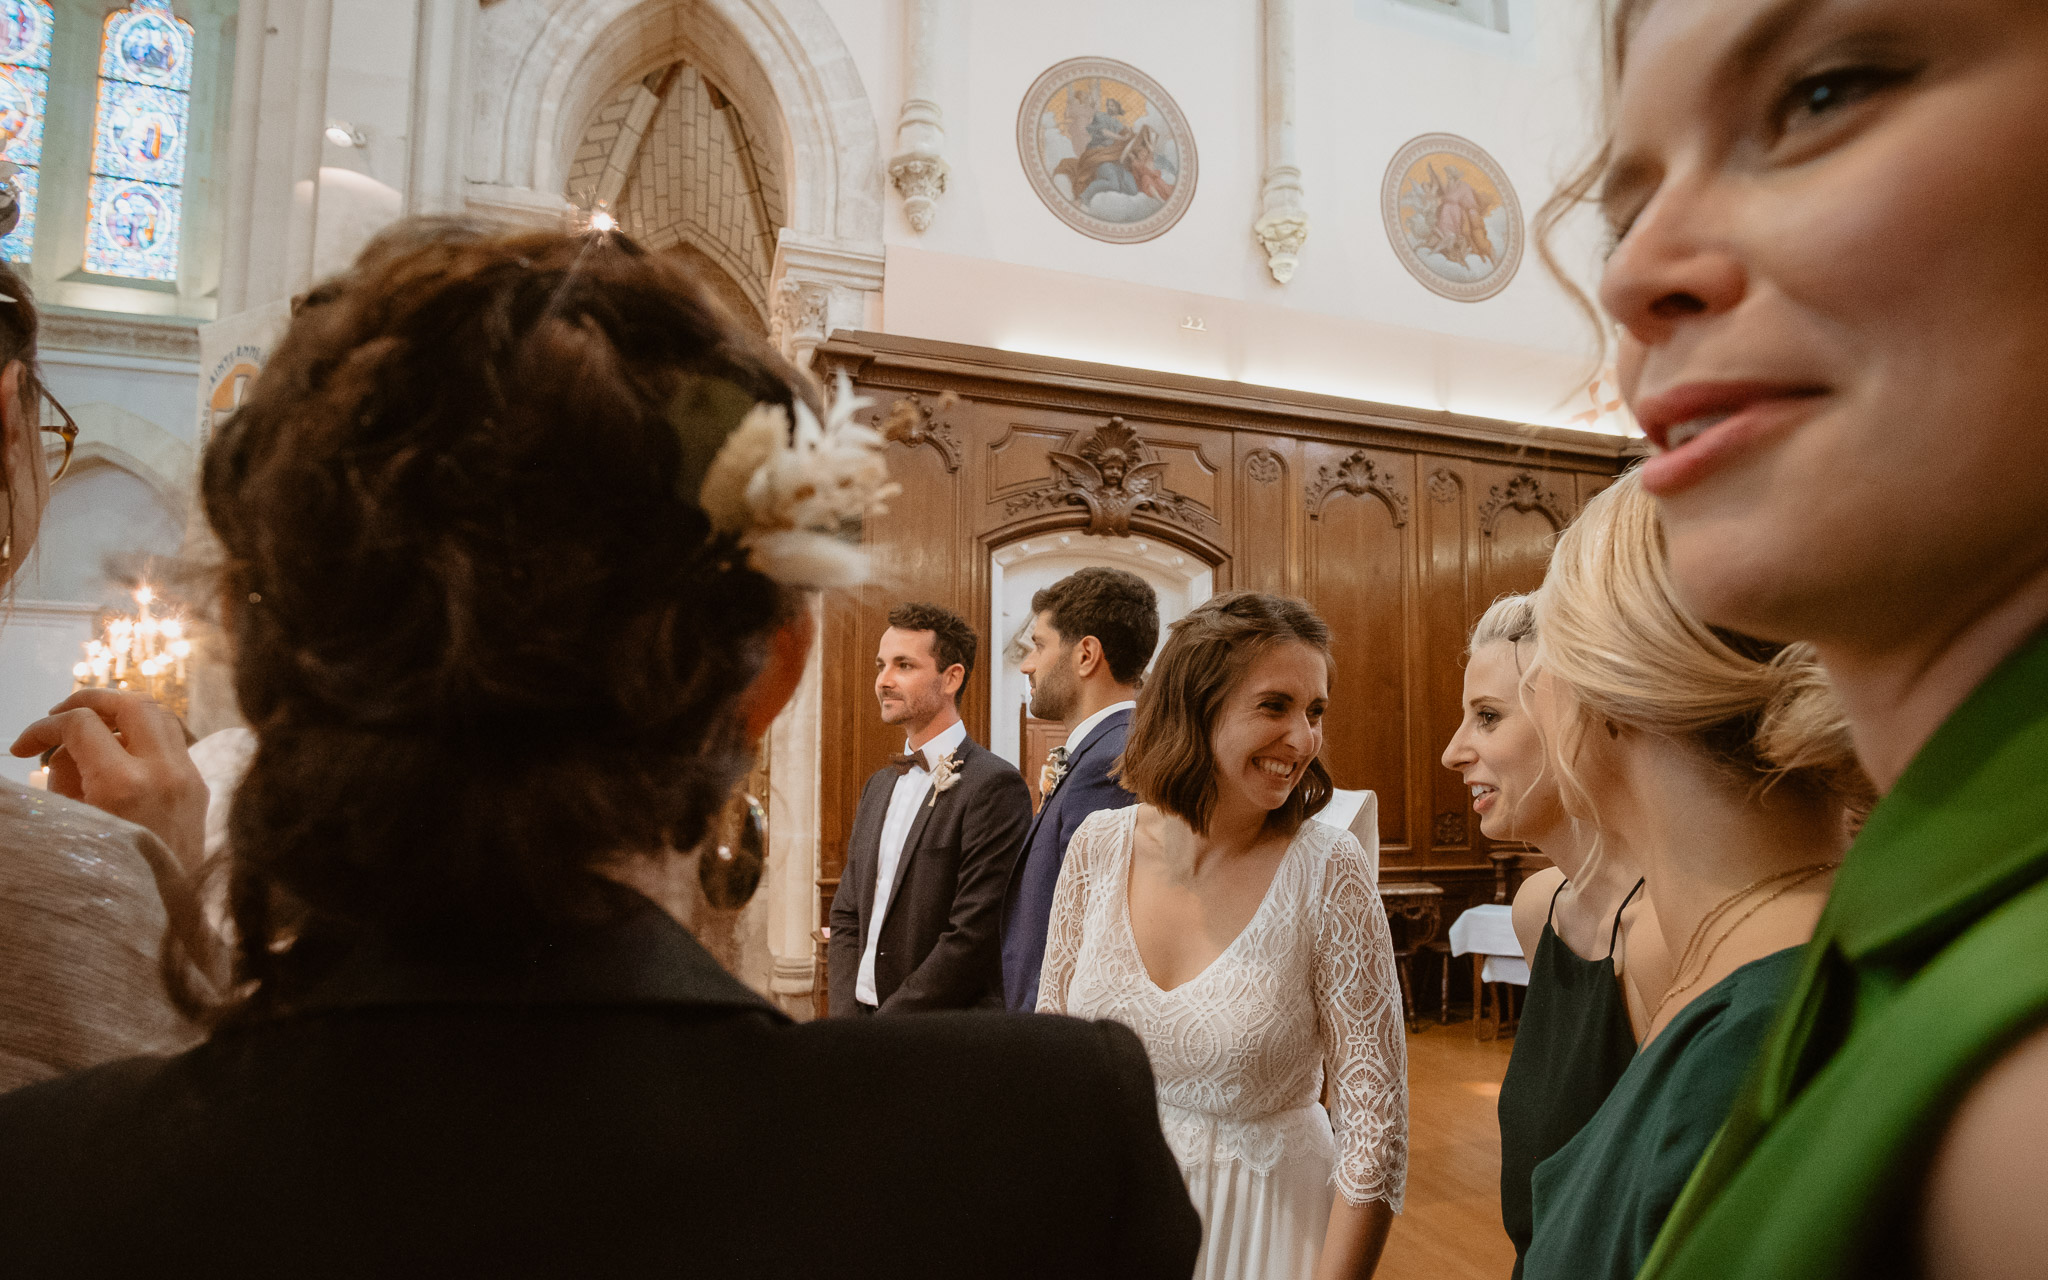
829, 603, 1032, 1016
1001, 568, 1160, 1011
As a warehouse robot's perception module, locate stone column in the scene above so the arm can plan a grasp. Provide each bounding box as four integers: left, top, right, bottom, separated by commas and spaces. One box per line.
764, 609, 827, 1015
405, 0, 474, 216
886, 0, 948, 234
770, 229, 886, 376
1254, 0, 1309, 283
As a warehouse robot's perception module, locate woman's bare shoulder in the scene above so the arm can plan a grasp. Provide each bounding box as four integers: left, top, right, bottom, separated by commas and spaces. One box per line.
1919, 1020, 2048, 1280
1511, 866, 1567, 966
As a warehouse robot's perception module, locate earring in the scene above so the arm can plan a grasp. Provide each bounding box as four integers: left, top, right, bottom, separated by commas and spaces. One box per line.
698, 791, 769, 910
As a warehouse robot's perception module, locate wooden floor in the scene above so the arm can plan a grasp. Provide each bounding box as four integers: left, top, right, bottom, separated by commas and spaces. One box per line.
1378, 1020, 1517, 1280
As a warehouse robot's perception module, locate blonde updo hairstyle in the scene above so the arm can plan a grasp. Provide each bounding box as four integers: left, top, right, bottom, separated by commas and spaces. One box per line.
1470, 592, 1536, 654
1530, 471, 1868, 823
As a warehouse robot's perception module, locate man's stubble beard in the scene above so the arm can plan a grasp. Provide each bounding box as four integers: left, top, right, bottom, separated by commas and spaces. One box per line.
1028, 651, 1076, 722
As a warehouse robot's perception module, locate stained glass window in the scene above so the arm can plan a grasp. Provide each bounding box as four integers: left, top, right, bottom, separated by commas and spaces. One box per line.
85, 0, 192, 281
0, 2, 52, 264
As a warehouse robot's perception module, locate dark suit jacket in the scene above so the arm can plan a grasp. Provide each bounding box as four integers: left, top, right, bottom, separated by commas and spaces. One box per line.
828, 733, 1032, 1015
1000, 708, 1138, 1011
0, 890, 1201, 1279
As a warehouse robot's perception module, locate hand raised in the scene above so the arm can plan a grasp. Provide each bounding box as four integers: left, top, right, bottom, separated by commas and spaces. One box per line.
12, 688, 209, 874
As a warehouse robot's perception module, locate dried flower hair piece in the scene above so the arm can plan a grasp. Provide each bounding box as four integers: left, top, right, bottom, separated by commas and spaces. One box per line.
698, 371, 899, 589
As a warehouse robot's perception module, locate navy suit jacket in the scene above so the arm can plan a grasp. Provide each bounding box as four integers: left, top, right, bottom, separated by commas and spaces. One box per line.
1000, 708, 1137, 1011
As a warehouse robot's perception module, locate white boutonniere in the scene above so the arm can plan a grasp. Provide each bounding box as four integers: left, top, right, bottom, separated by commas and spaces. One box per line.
928, 751, 964, 806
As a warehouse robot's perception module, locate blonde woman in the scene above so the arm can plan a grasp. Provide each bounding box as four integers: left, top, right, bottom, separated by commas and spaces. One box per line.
1440, 593, 1654, 1279
1519, 473, 1868, 1280
1561, 4, 2048, 1276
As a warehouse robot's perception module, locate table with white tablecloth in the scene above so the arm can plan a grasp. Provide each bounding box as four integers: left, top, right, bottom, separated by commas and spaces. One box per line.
1448, 903, 1528, 1037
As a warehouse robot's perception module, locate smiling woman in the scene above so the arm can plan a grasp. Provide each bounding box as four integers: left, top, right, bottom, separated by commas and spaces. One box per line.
1550, 2, 2048, 1278
1039, 592, 1409, 1280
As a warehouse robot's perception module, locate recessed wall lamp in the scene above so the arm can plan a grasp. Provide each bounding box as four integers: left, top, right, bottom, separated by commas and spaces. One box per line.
324, 123, 366, 148
587, 208, 618, 233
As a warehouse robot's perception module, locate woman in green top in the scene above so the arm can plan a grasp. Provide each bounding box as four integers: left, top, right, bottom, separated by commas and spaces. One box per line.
1441, 592, 1655, 1279
1552, 2, 2048, 1276
1519, 474, 1868, 1280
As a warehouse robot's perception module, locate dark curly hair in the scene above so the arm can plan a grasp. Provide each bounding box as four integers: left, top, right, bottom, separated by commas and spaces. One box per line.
191, 219, 812, 1022
886, 601, 976, 705
1030, 567, 1159, 686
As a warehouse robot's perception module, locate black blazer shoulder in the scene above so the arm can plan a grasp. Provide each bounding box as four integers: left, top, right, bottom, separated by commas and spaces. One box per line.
0, 899, 1197, 1280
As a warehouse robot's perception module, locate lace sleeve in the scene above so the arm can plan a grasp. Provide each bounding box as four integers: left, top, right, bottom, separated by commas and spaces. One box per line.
1313, 830, 1410, 1210
1035, 808, 1114, 1015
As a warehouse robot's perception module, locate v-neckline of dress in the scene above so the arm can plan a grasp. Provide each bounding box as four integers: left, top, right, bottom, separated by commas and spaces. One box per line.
1116, 806, 1309, 996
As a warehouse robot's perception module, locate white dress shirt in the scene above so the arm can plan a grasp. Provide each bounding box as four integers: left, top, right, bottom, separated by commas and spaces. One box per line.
1065, 700, 1137, 758
856, 716, 970, 1007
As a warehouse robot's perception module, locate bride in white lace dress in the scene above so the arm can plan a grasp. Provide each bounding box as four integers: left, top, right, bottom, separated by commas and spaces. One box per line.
1039, 593, 1407, 1280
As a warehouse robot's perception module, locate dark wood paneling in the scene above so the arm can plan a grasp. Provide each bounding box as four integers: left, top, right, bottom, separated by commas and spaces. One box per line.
1304, 443, 1414, 854
813, 333, 1640, 926
1419, 459, 1477, 869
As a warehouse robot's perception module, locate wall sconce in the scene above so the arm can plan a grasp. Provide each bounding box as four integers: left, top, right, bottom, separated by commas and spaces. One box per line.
324, 123, 366, 148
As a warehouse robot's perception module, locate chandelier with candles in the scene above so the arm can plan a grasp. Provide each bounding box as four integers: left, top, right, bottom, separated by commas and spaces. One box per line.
72, 585, 192, 718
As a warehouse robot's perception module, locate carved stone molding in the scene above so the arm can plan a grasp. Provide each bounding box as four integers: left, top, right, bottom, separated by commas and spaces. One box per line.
888, 152, 949, 234
1247, 448, 1283, 485
770, 278, 832, 366
40, 311, 201, 363
1479, 471, 1571, 536
1254, 207, 1309, 284
769, 231, 886, 374
1306, 450, 1411, 526
1003, 417, 1214, 537
870, 391, 962, 472
1428, 467, 1459, 503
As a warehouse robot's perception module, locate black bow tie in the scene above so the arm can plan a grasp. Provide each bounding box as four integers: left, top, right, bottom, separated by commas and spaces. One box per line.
888, 749, 929, 776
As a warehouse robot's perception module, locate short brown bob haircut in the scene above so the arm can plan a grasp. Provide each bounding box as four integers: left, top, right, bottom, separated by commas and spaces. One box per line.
1117, 592, 1335, 836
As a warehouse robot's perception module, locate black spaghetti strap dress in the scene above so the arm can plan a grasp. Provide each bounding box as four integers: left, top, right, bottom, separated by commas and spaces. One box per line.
1496, 877, 1644, 1279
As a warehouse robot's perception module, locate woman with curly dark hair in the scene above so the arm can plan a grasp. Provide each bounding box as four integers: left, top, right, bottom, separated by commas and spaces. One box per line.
0, 222, 1198, 1279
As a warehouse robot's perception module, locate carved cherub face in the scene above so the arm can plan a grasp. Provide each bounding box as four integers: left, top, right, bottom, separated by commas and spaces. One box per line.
1097, 449, 1131, 488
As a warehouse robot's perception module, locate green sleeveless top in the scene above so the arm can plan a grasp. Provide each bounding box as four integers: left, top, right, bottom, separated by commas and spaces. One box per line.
1641, 629, 2048, 1280
1522, 946, 1801, 1280
1497, 878, 1642, 1280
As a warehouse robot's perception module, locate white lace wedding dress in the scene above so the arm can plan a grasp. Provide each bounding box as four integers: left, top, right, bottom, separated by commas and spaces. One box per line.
1039, 806, 1408, 1279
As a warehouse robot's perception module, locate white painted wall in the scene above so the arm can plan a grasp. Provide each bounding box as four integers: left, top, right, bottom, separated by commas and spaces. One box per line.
819, 0, 1621, 429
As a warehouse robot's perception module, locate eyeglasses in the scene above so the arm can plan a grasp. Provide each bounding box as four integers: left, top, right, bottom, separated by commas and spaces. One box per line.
38, 385, 75, 483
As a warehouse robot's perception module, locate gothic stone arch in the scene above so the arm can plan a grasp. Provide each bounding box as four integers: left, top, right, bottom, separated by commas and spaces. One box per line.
469, 0, 884, 368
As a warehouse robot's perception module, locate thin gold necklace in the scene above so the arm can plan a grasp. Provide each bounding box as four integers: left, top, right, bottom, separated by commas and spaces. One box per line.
1649, 860, 1838, 1028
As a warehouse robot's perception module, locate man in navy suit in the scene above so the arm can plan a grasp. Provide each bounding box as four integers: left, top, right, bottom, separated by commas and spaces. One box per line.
1001, 568, 1160, 1011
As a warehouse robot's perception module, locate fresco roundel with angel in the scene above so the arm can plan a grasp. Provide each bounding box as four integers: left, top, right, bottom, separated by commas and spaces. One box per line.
1381, 133, 1524, 302
1017, 57, 1197, 245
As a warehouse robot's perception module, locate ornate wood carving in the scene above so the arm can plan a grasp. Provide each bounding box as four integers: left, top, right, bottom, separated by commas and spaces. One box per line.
1247, 449, 1283, 485
1428, 467, 1459, 503
870, 391, 963, 472
1306, 450, 1411, 526
1001, 416, 1214, 537
1479, 470, 1571, 536
1434, 810, 1467, 846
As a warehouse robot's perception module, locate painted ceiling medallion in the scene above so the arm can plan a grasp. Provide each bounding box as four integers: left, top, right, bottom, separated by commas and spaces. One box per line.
1016, 57, 1197, 245
1381, 132, 1523, 302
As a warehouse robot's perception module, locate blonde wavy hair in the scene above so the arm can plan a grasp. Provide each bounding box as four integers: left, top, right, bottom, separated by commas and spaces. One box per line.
1529, 471, 1869, 824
